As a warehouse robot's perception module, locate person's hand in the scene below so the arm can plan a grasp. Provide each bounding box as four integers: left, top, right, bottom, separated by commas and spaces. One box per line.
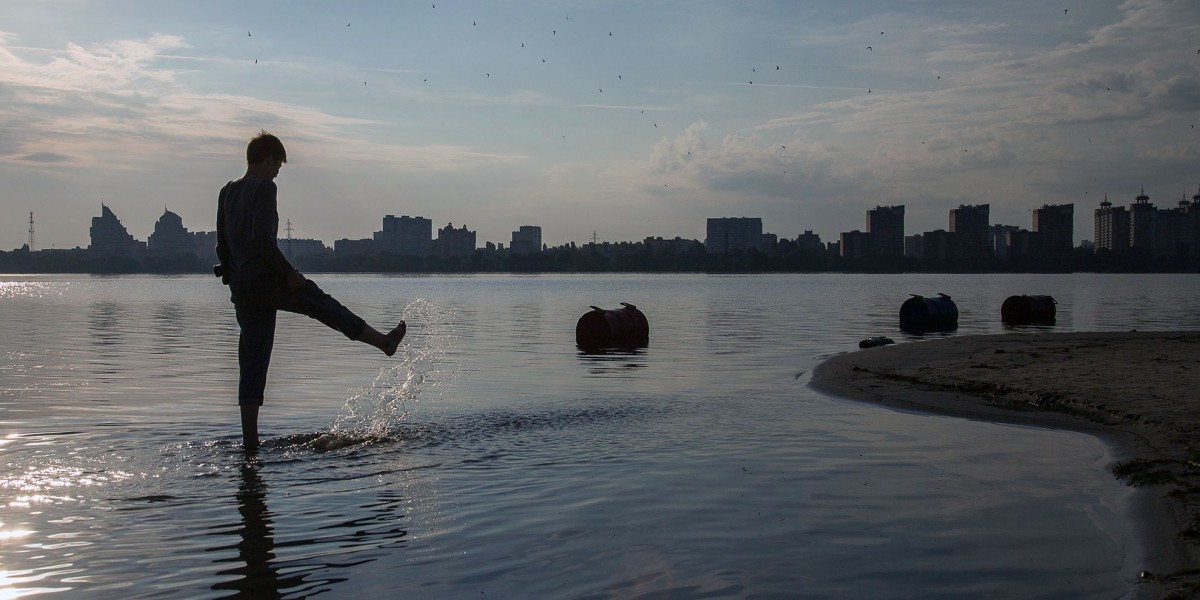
286, 270, 308, 292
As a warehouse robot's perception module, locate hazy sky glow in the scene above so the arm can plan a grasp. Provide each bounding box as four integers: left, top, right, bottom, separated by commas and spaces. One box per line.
3, 0, 1199, 250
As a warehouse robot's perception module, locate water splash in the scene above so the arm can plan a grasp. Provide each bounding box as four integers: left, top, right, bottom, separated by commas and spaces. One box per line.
325, 298, 457, 444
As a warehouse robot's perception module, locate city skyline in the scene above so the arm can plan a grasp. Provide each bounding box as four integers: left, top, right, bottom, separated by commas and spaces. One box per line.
4, 2, 1200, 250
22, 191, 1182, 254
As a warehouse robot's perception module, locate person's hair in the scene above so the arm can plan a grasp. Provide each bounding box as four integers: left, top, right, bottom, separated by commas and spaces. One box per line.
246, 130, 287, 165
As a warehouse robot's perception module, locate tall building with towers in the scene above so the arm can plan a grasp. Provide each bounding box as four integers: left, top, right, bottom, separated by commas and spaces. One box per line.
434, 222, 477, 258
1129, 188, 1157, 254
1094, 195, 1129, 253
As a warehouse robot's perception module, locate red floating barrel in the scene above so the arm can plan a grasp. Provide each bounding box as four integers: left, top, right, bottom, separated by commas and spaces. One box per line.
899, 293, 959, 333
1001, 295, 1057, 325
576, 302, 649, 350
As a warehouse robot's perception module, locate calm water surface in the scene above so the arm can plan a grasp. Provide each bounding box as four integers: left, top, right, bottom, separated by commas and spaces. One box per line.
2, 272, 1199, 599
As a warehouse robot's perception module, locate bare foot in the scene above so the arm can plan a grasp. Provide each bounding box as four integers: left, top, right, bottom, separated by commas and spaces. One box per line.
384, 320, 407, 357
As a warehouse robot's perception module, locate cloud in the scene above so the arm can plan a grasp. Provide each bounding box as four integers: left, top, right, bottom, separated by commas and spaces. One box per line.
0, 33, 526, 172
924, 20, 1009, 37
16, 151, 71, 163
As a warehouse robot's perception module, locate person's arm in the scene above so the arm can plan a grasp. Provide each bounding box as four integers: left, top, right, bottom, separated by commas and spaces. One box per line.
215, 184, 231, 283
251, 181, 304, 287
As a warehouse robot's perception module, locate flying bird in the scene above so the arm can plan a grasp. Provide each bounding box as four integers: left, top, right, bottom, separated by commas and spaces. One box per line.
866, 46, 872, 51
247, 31, 251, 36
776, 65, 780, 70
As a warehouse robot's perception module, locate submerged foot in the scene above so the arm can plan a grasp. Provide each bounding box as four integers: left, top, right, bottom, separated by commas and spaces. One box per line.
384, 320, 407, 357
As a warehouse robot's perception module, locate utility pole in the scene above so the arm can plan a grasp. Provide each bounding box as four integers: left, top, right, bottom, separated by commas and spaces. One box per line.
28, 212, 34, 251
285, 219, 294, 258
591, 230, 599, 245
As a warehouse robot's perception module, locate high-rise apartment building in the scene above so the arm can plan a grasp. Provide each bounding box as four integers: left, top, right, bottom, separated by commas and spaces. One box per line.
949, 204, 990, 262
374, 214, 432, 257
839, 230, 872, 259
705, 217, 763, 254
866, 205, 905, 257
1032, 203, 1074, 255
510, 225, 542, 255
989, 224, 1021, 260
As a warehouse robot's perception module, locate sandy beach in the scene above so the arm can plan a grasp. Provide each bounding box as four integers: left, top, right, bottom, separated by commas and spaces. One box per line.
811, 331, 1200, 599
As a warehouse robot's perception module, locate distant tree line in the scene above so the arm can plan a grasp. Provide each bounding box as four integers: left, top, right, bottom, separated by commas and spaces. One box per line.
2, 241, 1197, 274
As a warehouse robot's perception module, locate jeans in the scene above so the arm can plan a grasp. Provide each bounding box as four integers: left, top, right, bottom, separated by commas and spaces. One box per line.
232, 279, 367, 405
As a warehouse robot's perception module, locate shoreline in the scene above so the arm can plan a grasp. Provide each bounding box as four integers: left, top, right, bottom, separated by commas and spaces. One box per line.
810, 331, 1200, 599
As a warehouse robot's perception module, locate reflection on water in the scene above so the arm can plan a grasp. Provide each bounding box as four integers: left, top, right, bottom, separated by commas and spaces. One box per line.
577, 348, 648, 377
88, 301, 125, 348
152, 302, 186, 355
206, 457, 415, 599
3, 273, 1199, 598
212, 463, 283, 599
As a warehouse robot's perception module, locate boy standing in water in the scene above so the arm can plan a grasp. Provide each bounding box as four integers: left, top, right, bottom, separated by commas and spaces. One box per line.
217, 131, 406, 453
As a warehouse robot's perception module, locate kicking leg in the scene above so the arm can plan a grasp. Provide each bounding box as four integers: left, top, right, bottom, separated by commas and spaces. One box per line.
356, 320, 407, 356
280, 281, 407, 356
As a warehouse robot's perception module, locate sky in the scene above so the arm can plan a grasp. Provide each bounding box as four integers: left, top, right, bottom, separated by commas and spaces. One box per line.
3, 0, 1199, 251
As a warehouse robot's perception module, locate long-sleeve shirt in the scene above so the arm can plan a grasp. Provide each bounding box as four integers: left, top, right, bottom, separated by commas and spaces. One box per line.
216, 177, 296, 286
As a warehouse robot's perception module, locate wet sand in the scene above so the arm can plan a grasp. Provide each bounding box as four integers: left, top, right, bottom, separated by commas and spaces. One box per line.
811, 331, 1200, 599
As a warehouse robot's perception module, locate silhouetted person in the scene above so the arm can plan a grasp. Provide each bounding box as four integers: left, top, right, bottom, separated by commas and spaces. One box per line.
216, 131, 406, 453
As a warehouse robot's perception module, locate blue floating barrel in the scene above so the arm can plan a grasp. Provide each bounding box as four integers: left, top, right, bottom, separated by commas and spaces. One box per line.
1001, 295, 1057, 325
899, 293, 958, 332
576, 302, 649, 350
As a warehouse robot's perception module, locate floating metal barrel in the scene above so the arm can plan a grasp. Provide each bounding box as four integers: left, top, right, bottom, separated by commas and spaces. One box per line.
576, 302, 649, 350
1001, 295, 1057, 325
899, 293, 958, 332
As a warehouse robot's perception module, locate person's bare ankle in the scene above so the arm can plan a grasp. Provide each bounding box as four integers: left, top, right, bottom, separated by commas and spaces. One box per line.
384, 320, 407, 357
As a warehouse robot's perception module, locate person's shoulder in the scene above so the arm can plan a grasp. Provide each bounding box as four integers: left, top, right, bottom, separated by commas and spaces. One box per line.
240, 176, 276, 189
